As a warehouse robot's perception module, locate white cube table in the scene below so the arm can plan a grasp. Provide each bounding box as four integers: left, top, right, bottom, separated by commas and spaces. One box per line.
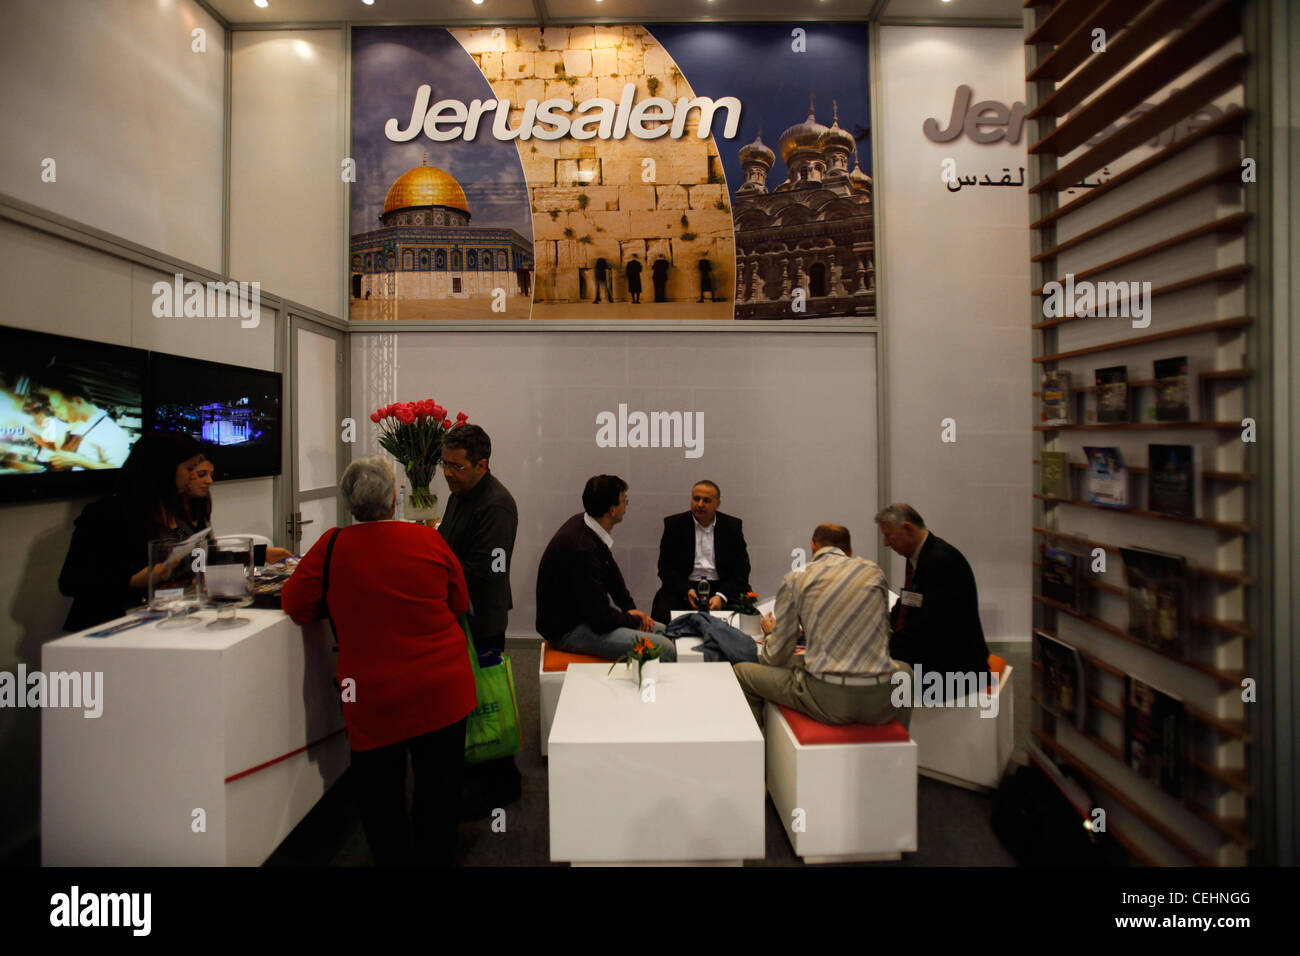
548, 662, 764, 865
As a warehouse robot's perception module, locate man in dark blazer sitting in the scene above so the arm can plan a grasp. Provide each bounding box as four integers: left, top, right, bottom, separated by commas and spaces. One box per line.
651, 480, 752, 624
875, 503, 990, 690
536, 475, 676, 661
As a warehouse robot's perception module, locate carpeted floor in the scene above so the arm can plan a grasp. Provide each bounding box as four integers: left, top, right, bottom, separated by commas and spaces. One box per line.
264, 640, 1031, 867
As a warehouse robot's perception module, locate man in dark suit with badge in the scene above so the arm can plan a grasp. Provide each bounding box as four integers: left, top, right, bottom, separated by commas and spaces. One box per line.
875, 503, 990, 688
651, 480, 752, 624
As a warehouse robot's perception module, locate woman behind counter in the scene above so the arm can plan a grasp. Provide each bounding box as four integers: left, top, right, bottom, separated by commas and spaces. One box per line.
281, 456, 475, 867
58, 433, 208, 631
182, 457, 292, 564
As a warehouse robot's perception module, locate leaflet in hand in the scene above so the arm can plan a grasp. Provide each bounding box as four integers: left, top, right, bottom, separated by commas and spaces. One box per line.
756, 597, 776, 617
163, 527, 211, 566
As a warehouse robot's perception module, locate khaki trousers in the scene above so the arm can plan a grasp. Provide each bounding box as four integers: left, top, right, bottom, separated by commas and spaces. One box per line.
733, 657, 913, 731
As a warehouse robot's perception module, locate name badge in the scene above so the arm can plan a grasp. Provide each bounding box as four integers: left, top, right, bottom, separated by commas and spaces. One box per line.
901, 590, 923, 608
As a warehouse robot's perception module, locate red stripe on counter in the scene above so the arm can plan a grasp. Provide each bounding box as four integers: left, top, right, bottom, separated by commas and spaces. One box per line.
224, 727, 347, 784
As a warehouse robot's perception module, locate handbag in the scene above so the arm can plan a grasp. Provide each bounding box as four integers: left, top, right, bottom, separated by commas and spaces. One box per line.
461, 614, 522, 764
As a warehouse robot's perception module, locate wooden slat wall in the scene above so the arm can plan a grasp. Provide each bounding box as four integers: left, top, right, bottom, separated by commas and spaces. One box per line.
1025, 0, 1255, 866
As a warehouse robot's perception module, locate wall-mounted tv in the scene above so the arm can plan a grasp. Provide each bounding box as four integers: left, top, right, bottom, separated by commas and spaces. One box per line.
147, 353, 282, 480
0, 325, 148, 503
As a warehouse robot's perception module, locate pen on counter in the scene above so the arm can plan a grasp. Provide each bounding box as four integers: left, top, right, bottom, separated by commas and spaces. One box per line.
86, 618, 154, 638
86, 607, 198, 637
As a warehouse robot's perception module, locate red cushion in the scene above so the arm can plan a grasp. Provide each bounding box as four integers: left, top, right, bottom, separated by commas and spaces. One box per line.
541, 642, 612, 672
776, 705, 911, 745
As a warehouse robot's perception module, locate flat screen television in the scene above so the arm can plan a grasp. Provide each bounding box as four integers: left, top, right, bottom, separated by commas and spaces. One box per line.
0, 325, 148, 503
146, 353, 282, 480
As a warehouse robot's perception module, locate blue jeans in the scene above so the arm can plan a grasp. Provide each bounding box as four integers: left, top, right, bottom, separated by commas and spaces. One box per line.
553, 620, 677, 662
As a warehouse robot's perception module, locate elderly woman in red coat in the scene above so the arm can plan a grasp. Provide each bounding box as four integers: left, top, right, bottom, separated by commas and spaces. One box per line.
282, 455, 474, 866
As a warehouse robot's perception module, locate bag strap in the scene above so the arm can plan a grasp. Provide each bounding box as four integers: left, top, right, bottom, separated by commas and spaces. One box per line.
322, 528, 341, 649
460, 613, 483, 679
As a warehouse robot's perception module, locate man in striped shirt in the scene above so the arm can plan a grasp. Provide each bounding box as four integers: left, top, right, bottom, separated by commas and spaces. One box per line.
734, 524, 912, 730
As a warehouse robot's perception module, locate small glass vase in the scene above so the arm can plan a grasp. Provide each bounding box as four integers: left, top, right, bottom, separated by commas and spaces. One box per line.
147, 538, 201, 627
406, 483, 439, 526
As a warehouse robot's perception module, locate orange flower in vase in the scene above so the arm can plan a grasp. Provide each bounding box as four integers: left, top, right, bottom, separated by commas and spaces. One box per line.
609, 634, 665, 688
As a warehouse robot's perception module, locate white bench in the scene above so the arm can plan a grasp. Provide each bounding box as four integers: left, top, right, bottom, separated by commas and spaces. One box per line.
765, 702, 918, 864
538, 641, 615, 756
907, 656, 1014, 791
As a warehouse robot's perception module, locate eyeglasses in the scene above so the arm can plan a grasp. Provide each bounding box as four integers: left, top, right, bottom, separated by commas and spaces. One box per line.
442, 460, 469, 473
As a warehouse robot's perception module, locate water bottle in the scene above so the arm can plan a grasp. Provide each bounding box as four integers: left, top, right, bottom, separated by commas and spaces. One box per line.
696, 578, 712, 612
397, 483, 407, 522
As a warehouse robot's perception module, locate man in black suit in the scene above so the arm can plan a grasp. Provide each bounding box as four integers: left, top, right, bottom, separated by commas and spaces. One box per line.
875, 504, 990, 690
651, 480, 752, 624
536, 475, 676, 661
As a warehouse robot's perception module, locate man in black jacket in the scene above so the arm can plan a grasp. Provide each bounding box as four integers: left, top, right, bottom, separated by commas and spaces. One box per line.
437, 424, 521, 814
536, 475, 676, 661
875, 504, 990, 690
438, 424, 517, 656
651, 480, 751, 623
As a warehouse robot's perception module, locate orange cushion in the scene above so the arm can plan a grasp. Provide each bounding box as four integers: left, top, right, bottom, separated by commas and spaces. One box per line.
988, 654, 1007, 677
541, 642, 612, 672
776, 705, 911, 745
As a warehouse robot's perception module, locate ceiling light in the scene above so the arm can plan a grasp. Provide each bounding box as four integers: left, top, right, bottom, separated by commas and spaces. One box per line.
363, 0, 375, 6
253, 0, 268, 8
472, 0, 484, 5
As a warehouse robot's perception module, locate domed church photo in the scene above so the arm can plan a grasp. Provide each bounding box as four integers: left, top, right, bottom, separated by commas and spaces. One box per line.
733, 102, 875, 320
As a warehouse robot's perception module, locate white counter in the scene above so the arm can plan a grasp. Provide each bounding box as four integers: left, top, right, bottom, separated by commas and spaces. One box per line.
41, 608, 348, 865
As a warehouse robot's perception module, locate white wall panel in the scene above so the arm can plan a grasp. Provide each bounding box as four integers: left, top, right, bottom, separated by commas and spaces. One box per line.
879, 26, 1032, 643
230, 30, 346, 318
0, 0, 225, 270
295, 325, 338, 492
352, 331, 877, 637
0, 219, 134, 344
129, 263, 277, 371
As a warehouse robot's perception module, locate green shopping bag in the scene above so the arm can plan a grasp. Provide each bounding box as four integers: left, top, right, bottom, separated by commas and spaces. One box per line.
461, 614, 522, 764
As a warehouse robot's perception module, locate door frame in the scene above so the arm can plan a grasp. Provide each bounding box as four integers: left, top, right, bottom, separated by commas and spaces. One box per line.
285, 310, 350, 552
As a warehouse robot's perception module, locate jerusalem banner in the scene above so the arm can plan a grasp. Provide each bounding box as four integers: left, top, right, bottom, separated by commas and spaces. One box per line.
349, 23, 873, 323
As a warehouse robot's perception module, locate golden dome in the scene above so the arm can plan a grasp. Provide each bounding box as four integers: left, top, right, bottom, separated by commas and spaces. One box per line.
849, 160, 872, 193
778, 108, 829, 163
382, 160, 470, 217
820, 103, 856, 154
739, 133, 775, 168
